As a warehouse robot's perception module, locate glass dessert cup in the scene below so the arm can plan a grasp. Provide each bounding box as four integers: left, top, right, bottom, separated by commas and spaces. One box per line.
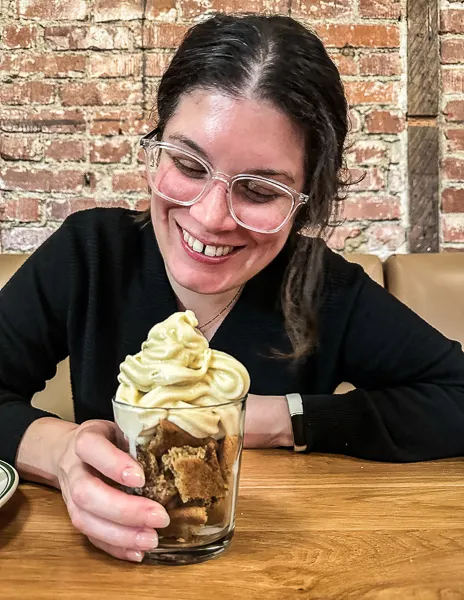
112, 396, 247, 565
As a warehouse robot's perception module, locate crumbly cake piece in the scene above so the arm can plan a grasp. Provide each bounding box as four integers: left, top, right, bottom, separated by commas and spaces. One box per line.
162, 441, 227, 503
206, 497, 229, 527
134, 443, 177, 505
148, 419, 216, 458
161, 506, 208, 541
218, 435, 239, 481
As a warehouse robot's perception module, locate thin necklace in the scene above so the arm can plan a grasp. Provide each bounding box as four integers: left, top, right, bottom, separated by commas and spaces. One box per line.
198, 286, 243, 331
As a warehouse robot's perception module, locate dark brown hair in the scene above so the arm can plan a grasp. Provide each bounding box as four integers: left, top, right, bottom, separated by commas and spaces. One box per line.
146, 13, 349, 360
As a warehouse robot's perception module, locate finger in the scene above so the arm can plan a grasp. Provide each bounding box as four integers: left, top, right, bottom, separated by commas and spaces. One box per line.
67, 462, 169, 529
68, 501, 159, 551
87, 536, 145, 563
73, 421, 145, 488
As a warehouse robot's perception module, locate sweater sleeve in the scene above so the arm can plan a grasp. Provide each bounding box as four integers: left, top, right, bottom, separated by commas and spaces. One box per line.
0, 223, 72, 466
303, 272, 464, 462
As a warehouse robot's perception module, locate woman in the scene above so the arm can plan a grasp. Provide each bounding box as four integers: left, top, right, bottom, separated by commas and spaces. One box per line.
1, 14, 464, 563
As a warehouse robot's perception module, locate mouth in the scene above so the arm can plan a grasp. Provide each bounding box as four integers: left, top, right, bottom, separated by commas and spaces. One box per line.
177, 225, 244, 262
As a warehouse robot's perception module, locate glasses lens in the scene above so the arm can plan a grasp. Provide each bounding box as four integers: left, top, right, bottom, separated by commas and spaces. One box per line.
148, 145, 209, 204
230, 178, 294, 232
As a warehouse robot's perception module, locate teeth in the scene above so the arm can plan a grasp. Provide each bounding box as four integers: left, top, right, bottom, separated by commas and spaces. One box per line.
182, 228, 234, 257
193, 239, 204, 253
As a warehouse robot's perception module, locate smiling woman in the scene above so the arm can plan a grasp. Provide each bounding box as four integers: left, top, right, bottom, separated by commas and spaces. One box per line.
1, 12, 464, 567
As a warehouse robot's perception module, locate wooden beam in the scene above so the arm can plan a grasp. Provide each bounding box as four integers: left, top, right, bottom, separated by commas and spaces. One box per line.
407, 0, 439, 116
407, 0, 440, 253
408, 125, 439, 253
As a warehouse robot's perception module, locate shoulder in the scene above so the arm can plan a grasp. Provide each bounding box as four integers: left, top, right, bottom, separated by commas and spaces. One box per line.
62, 207, 142, 237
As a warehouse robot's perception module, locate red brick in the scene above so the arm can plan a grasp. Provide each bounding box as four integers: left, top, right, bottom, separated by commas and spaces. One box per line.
90, 109, 148, 135
88, 54, 142, 78
365, 110, 404, 133
49, 198, 97, 219
145, 0, 177, 19
329, 52, 357, 76
0, 198, 40, 222
142, 23, 188, 49
326, 225, 362, 251
441, 10, 464, 34
442, 188, 464, 213
112, 171, 147, 192
1, 227, 55, 252
0, 108, 86, 133
60, 81, 143, 106
45, 140, 86, 161
180, 0, 273, 18
443, 158, 464, 181
445, 129, 464, 152
348, 109, 362, 133
441, 39, 464, 64
145, 53, 174, 77
343, 195, 400, 220
359, 0, 401, 19
0, 81, 55, 105
443, 216, 464, 243
345, 81, 398, 105
44, 25, 133, 50
18, 0, 88, 20
1, 168, 84, 192
359, 53, 401, 76
291, 0, 352, 19
347, 141, 387, 165
442, 247, 464, 253
0, 136, 43, 161
442, 69, 464, 94
348, 168, 385, 192
444, 100, 464, 122
90, 139, 132, 163
314, 24, 400, 49
2, 24, 38, 48
0, 55, 14, 72
16, 54, 86, 77
94, 0, 144, 21
366, 223, 406, 253
136, 198, 150, 211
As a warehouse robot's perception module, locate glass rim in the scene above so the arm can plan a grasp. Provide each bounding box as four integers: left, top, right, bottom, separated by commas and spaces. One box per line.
111, 394, 247, 412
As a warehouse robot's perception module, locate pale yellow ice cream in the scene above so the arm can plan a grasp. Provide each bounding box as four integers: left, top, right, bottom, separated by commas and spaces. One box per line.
113, 311, 250, 442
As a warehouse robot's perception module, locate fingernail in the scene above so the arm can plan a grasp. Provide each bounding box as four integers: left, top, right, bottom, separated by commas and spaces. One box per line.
128, 550, 144, 563
122, 467, 145, 487
146, 509, 170, 529
136, 531, 158, 550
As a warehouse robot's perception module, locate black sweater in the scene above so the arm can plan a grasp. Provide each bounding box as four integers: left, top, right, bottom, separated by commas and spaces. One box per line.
1, 208, 464, 466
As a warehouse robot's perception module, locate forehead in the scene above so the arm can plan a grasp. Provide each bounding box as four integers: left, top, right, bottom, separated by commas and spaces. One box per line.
163, 90, 305, 179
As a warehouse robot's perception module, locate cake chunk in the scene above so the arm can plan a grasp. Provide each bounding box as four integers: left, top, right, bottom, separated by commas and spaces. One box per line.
219, 434, 239, 481
162, 441, 226, 503
135, 443, 178, 505
161, 506, 208, 541
148, 419, 216, 457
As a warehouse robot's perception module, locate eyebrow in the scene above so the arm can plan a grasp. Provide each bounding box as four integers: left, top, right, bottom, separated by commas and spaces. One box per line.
166, 133, 296, 184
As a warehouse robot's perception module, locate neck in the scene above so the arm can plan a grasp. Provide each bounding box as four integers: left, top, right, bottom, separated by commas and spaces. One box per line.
166, 270, 242, 332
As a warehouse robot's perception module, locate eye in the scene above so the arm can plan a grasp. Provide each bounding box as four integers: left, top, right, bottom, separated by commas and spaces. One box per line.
240, 180, 280, 203
171, 154, 207, 179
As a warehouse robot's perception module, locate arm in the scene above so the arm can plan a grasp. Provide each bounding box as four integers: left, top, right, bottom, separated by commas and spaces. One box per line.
0, 224, 72, 467
303, 273, 464, 462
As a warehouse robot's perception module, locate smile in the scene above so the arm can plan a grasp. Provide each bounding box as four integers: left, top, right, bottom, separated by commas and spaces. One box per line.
181, 228, 237, 257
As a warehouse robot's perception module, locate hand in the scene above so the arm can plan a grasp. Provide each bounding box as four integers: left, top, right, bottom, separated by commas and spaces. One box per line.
53, 420, 170, 562
244, 394, 293, 448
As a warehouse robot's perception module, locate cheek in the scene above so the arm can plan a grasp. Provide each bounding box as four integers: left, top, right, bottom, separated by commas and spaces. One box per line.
246, 227, 291, 267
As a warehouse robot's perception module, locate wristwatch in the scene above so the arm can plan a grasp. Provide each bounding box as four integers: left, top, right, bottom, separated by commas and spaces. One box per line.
285, 393, 307, 452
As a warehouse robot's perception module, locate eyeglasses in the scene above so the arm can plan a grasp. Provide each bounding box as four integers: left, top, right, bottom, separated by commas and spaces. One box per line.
140, 129, 308, 234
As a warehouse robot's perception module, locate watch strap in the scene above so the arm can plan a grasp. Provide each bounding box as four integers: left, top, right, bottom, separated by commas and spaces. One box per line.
285, 393, 307, 452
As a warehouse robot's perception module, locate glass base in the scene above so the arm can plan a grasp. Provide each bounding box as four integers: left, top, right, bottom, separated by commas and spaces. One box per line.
142, 530, 234, 566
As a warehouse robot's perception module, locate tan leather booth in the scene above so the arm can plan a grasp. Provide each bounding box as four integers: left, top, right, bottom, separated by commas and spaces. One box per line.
385, 253, 464, 349
0, 251, 462, 417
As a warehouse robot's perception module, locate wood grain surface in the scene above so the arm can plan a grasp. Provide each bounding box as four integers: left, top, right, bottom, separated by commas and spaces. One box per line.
2, 450, 464, 600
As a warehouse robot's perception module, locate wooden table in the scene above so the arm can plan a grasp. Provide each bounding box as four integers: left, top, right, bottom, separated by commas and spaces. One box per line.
2, 450, 464, 599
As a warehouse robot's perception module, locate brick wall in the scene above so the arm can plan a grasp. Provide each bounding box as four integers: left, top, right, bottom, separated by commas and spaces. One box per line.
441, 0, 464, 249
0, 0, 462, 255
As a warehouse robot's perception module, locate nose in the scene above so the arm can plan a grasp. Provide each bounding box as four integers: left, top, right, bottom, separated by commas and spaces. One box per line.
189, 180, 237, 232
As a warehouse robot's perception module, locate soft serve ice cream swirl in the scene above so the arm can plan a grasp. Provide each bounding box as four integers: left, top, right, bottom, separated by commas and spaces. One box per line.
114, 311, 250, 442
